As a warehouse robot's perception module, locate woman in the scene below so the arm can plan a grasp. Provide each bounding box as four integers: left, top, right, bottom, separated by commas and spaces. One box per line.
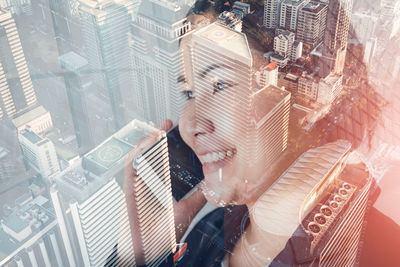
122, 6, 400, 267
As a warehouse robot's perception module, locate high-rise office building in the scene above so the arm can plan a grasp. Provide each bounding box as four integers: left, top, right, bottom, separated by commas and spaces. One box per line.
59, 51, 95, 155
129, 121, 177, 266
320, 0, 353, 78
52, 164, 136, 266
0, 0, 32, 16
130, 0, 191, 125
279, 0, 310, 32
52, 119, 176, 266
296, 1, 328, 49
264, 0, 282, 29
79, 0, 136, 129
18, 128, 60, 178
248, 140, 373, 266
0, 10, 37, 120
192, 23, 291, 169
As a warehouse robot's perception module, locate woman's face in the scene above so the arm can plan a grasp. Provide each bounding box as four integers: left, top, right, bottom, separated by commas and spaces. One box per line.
179, 65, 270, 207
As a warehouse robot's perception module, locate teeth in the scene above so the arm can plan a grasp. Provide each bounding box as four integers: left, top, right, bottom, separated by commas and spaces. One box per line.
200, 149, 235, 163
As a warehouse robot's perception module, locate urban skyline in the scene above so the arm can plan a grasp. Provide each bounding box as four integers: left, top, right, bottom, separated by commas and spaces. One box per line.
0, 0, 399, 266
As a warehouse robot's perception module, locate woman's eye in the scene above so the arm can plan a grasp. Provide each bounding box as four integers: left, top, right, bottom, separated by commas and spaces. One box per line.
182, 90, 195, 100
213, 81, 231, 94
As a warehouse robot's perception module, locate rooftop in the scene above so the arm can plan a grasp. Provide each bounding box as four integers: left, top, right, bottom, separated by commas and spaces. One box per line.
59, 51, 88, 74
82, 120, 161, 176
12, 106, 49, 128
194, 23, 252, 63
20, 129, 43, 145
253, 140, 352, 236
252, 85, 291, 127
302, 1, 327, 13
138, 0, 189, 25
0, 197, 56, 264
83, 137, 133, 173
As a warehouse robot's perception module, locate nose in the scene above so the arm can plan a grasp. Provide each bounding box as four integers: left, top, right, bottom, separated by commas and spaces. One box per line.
179, 100, 215, 147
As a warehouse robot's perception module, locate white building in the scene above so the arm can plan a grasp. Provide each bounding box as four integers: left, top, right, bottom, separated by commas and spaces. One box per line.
254, 62, 279, 88
0, 10, 37, 119
264, 0, 282, 28
12, 105, 53, 134
298, 75, 319, 101
52, 164, 136, 267
272, 30, 302, 67
317, 73, 343, 105
130, 0, 191, 125
18, 128, 60, 178
52, 119, 176, 266
279, 0, 310, 32
79, 0, 137, 129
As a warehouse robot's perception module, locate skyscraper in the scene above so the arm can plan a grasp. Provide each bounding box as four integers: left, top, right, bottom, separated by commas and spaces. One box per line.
264, 0, 282, 29
296, 1, 328, 49
79, 0, 136, 129
0, 10, 37, 119
279, 0, 310, 32
59, 51, 95, 155
51, 119, 176, 266
320, 0, 353, 78
52, 164, 136, 266
129, 121, 177, 266
192, 23, 291, 170
130, 0, 191, 125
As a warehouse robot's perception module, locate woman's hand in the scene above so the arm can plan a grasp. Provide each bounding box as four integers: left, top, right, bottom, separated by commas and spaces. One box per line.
123, 120, 206, 265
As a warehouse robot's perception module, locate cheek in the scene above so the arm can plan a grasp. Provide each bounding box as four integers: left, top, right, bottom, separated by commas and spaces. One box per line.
178, 102, 196, 148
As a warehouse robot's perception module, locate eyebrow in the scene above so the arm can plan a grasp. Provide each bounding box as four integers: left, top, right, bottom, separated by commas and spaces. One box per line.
200, 64, 220, 78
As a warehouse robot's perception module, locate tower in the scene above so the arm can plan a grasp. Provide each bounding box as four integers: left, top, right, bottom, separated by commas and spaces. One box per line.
263, 0, 282, 29
320, 0, 353, 78
79, 0, 136, 129
296, 1, 328, 49
130, 0, 191, 125
279, 0, 310, 32
0, 10, 37, 119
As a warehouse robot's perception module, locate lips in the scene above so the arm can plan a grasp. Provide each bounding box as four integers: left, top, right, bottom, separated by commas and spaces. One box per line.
198, 148, 236, 175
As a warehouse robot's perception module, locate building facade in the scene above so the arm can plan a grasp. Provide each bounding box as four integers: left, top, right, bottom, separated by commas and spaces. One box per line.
18, 128, 60, 178
264, 0, 282, 29
320, 0, 353, 78
130, 0, 191, 125
296, 1, 328, 49
79, 0, 136, 129
0, 10, 37, 119
279, 0, 310, 32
